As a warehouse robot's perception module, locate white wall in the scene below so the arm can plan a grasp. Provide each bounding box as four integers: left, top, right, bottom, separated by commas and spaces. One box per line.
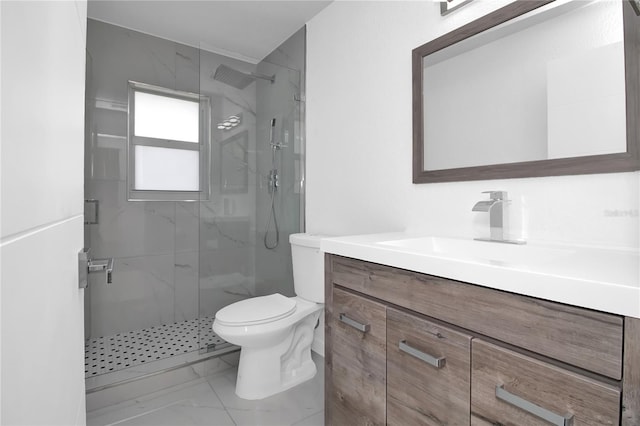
306, 1, 639, 249
1, 2, 87, 424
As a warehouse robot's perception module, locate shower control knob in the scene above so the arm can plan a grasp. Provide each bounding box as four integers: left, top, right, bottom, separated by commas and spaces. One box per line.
268, 169, 279, 193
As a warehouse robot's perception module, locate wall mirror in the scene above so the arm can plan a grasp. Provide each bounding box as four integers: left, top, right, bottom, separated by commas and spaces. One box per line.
413, 0, 639, 183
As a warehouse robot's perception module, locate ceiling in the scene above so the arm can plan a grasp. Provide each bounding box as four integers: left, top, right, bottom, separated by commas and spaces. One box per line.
87, 1, 332, 63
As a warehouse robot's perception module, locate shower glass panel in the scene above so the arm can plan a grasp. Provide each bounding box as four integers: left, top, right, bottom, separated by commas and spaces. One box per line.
83, 19, 303, 386
197, 49, 303, 345
84, 20, 205, 384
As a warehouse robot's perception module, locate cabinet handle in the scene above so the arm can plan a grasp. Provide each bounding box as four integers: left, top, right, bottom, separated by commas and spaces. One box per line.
339, 313, 370, 333
495, 385, 574, 426
399, 340, 446, 369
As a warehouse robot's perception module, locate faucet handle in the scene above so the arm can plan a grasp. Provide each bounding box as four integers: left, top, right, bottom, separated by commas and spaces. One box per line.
482, 190, 507, 200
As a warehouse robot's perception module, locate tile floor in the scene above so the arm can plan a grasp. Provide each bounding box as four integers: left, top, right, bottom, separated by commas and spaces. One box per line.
86, 353, 324, 426
85, 317, 224, 377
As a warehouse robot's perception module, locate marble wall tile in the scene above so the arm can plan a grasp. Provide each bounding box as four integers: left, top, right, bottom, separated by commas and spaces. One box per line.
174, 250, 199, 322
254, 238, 295, 297
86, 180, 176, 259
87, 106, 128, 181
199, 269, 254, 317
90, 254, 175, 336
261, 27, 306, 72
175, 202, 199, 253
199, 246, 252, 282
175, 43, 200, 95
87, 19, 195, 104
199, 214, 251, 250
253, 32, 305, 299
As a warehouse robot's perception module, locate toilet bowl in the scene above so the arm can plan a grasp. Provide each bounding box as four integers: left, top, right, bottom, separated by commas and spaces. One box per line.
212, 233, 325, 400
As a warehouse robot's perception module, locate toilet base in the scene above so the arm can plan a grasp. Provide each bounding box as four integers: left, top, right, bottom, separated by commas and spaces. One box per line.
234, 311, 320, 400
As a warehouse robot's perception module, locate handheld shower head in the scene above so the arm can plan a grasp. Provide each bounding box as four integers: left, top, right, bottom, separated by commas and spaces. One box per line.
269, 118, 276, 145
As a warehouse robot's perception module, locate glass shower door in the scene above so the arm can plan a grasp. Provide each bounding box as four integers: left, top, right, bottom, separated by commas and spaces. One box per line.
197, 49, 303, 346
84, 20, 204, 384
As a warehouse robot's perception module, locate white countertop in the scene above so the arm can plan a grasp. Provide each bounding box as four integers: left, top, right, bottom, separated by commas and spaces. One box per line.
321, 232, 640, 318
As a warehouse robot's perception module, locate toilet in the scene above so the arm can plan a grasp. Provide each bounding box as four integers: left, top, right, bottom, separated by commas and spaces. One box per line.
212, 233, 324, 400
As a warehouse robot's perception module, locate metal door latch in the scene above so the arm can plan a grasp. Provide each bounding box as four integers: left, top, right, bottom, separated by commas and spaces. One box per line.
78, 248, 114, 288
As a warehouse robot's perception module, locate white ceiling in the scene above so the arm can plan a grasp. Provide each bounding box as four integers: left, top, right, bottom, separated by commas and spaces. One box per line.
88, 1, 332, 63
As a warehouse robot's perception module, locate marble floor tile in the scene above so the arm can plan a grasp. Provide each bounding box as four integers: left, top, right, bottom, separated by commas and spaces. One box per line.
208, 354, 324, 426
291, 411, 324, 426
87, 353, 325, 426
87, 380, 234, 426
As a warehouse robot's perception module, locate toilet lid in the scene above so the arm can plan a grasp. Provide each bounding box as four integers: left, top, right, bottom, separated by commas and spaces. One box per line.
215, 293, 296, 326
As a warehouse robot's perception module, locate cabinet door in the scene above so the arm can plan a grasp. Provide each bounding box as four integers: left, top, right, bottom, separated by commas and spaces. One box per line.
387, 308, 471, 425
471, 339, 620, 426
330, 286, 386, 426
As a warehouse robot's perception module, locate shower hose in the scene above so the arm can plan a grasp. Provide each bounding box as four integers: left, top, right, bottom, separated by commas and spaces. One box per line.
264, 186, 279, 249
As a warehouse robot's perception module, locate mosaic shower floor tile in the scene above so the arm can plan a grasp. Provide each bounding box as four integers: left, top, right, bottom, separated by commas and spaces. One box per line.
85, 317, 225, 377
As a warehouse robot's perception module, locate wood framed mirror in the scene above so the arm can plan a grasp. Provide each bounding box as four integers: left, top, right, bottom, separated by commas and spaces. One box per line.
413, 0, 640, 183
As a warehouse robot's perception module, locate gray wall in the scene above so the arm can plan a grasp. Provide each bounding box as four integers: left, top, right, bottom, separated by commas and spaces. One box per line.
85, 20, 258, 337
85, 20, 305, 339
254, 27, 306, 298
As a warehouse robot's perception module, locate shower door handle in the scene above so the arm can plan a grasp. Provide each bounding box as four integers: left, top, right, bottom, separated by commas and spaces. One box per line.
89, 257, 114, 284
78, 248, 114, 288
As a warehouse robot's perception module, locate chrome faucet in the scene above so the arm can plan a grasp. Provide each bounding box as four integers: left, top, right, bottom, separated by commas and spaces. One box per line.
472, 191, 525, 245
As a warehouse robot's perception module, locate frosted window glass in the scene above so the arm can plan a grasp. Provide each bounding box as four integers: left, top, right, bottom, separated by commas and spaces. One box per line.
134, 92, 199, 143
134, 146, 199, 191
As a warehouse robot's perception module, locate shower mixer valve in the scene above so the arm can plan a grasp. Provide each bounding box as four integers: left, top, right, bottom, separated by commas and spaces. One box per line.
268, 169, 279, 193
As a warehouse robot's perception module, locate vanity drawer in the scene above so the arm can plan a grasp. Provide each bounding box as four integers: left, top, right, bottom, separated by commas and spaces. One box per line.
387, 308, 471, 426
330, 256, 623, 379
331, 286, 386, 425
471, 339, 620, 425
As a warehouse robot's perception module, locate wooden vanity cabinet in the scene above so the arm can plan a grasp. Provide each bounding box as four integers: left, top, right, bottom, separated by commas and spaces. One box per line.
325, 254, 640, 426
471, 339, 620, 426
387, 308, 471, 425
330, 286, 387, 425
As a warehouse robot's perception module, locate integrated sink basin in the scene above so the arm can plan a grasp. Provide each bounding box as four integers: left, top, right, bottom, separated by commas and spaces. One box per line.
377, 236, 574, 266
320, 232, 640, 318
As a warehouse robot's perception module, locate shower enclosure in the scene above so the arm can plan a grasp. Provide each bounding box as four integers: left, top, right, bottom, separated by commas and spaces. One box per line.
83, 20, 304, 388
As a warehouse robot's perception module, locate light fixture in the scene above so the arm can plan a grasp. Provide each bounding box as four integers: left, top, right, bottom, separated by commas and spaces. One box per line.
216, 113, 242, 131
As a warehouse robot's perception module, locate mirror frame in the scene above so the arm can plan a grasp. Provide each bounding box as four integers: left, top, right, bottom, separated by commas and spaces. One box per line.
412, 0, 640, 183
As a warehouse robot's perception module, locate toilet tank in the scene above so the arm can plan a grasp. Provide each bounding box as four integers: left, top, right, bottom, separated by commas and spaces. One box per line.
289, 233, 325, 303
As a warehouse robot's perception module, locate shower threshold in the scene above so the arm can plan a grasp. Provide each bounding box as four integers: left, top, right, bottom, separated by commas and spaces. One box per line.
84, 316, 236, 391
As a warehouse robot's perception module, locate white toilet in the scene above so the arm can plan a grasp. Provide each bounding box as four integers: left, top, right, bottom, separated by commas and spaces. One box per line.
212, 233, 324, 400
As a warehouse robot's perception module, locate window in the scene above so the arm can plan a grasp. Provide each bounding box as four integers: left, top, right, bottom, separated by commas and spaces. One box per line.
127, 81, 210, 201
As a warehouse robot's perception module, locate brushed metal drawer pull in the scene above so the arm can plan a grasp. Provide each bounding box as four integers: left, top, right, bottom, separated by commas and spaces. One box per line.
399, 340, 446, 369
339, 313, 370, 333
495, 385, 574, 426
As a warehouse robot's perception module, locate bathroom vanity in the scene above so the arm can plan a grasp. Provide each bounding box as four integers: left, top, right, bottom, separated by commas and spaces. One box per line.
322, 235, 640, 425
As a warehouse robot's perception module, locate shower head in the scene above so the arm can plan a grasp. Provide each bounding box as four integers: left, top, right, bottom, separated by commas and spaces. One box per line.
212, 64, 275, 90
213, 64, 254, 89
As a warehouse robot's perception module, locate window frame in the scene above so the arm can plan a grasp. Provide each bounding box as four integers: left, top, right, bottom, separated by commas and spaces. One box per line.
127, 80, 211, 201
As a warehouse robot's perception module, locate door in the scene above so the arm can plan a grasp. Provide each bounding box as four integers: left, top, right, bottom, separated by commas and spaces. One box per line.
1, 1, 88, 424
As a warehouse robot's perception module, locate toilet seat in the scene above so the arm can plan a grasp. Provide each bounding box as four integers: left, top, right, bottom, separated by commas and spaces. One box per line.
215, 293, 296, 326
